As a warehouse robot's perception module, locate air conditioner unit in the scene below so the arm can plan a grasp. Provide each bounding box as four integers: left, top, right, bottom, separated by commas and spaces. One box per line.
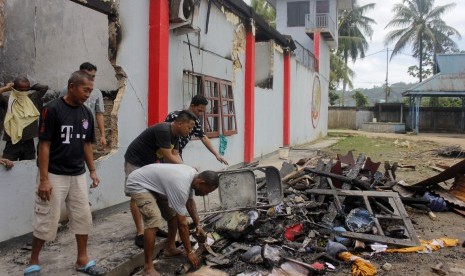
170, 0, 195, 23
170, 0, 201, 35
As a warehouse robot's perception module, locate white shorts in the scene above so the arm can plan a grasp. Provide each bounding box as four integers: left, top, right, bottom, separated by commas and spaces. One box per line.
33, 173, 92, 241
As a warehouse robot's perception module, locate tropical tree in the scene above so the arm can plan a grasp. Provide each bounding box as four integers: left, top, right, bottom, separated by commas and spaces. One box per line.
329, 91, 340, 106
352, 90, 369, 107
407, 29, 461, 80
337, 0, 376, 106
251, 0, 276, 27
384, 0, 461, 82
329, 52, 354, 105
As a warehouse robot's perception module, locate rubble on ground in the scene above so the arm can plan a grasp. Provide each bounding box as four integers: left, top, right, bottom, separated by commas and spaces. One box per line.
168, 151, 465, 275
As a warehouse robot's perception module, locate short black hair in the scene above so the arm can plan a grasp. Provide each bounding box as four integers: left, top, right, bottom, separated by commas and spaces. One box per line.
175, 110, 198, 123
13, 76, 30, 87
198, 170, 219, 189
68, 70, 93, 89
191, 95, 208, 106
79, 62, 97, 71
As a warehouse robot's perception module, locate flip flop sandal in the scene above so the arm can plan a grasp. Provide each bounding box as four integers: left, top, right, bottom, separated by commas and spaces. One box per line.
76, 260, 106, 276
24, 265, 41, 276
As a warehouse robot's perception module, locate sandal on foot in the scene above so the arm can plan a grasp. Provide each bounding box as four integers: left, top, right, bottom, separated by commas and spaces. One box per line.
24, 265, 41, 276
76, 260, 106, 276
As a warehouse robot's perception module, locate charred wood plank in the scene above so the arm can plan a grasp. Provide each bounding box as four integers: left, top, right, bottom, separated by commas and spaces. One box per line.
303, 168, 371, 190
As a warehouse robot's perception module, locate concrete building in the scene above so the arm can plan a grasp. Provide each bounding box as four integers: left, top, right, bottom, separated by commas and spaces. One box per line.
0, 0, 345, 242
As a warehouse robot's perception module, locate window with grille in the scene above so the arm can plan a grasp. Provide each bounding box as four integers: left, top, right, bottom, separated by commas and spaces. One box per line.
287, 1, 309, 27
183, 72, 237, 138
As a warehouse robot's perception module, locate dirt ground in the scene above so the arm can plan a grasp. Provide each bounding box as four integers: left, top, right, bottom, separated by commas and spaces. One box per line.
322, 131, 465, 276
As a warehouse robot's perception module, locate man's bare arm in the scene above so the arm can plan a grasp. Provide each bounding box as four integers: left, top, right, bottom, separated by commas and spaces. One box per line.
96, 113, 107, 147
84, 142, 100, 188
158, 148, 183, 164
200, 136, 228, 165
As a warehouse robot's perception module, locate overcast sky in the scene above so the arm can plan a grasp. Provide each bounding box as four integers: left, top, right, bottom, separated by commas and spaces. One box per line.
244, 0, 464, 89
352, 0, 465, 88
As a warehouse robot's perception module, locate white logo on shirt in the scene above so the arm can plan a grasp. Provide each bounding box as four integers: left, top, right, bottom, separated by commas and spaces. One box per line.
60, 125, 87, 144
61, 126, 74, 144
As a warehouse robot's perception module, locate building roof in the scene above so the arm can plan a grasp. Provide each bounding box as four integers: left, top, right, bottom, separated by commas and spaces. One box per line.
437, 53, 465, 74
220, 0, 296, 51
402, 53, 465, 97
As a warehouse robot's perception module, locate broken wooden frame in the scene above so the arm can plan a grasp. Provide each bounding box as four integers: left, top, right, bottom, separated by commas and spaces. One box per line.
307, 189, 421, 247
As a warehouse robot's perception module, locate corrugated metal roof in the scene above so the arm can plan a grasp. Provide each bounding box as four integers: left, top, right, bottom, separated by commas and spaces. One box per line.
402, 73, 465, 96
402, 54, 465, 97
437, 53, 465, 74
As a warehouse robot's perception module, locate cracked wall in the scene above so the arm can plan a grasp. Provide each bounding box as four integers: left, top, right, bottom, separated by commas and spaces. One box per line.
0, 0, 4, 47
0, 0, 124, 158
0, 0, 127, 242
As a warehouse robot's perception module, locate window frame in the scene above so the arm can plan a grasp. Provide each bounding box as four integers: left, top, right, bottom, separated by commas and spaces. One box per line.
219, 80, 238, 136
183, 72, 237, 138
287, 1, 309, 27
203, 76, 221, 138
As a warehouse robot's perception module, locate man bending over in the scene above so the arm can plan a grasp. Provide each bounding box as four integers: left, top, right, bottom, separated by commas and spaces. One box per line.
126, 164, 219, 276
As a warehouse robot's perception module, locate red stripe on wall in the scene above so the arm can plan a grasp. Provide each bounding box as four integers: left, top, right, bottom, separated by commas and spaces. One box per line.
283, 50, 291, 147
244, 26, 255, 163
314, 32, 320, 72
148, 0, 169, 126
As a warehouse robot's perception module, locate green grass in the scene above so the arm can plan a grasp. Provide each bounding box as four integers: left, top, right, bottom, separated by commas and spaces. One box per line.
327, 135, 420, 161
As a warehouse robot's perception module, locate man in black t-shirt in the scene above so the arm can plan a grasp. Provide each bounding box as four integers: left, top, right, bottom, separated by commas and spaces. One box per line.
124, 110, 197, 251
165, 94, 228, 165
24, 71, 105, 276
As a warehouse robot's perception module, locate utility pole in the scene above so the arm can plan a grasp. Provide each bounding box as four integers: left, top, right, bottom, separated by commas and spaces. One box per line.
384, 48, 389, 103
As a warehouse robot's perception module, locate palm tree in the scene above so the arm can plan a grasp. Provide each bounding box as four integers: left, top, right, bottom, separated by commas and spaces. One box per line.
330, 52, 354, 91
385, 0, 461, 82
251, 0, 276, 27
337, 1, 376, 106
330, 52, 354, 106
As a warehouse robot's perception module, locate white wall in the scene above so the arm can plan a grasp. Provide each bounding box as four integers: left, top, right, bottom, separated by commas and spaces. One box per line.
290, 59, 315, 145
0, 0, 329, 242
0, 0, 117, 90
283, 0, 331, 144
275, 0, 314, 51
0, 0, 150, 242
318, 38, 331, 137
169, 2, 243, 172
254, 48, 284, 156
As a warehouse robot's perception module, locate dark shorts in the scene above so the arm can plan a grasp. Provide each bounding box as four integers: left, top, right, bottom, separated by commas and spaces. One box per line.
131, 192, 177, 229
2, 139, 36, 161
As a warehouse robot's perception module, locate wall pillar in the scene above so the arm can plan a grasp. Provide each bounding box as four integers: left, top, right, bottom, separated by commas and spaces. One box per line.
283, 50, 291, 147
244, 22, 255, 163
314, 32, 320, 72
148, 0, 169, 126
